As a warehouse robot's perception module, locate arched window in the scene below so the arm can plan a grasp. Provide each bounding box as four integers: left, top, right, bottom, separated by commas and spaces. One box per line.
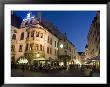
12, 34, 16, 40
11, 45, 15, 52
20, 32, 24, 40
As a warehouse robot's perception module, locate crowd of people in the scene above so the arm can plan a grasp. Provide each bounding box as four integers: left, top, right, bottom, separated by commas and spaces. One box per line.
12, 64, 100, 76
11, 63, 100, 76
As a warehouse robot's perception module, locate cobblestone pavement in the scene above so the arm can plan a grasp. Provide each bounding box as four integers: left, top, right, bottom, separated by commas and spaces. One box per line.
11, 69, 100, 77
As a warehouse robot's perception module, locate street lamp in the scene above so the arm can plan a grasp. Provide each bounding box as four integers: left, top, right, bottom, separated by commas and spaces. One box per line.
60, 44, 63, 48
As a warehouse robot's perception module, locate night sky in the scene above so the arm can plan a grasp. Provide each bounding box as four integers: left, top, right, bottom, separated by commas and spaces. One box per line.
12, 11, 97, 52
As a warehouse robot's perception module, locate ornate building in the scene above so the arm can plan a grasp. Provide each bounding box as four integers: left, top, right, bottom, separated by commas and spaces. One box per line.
11, 12, 79, 66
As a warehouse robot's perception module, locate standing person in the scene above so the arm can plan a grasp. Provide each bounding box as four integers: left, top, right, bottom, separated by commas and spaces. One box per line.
22, 64, 25, 72
67, 64, 70, 70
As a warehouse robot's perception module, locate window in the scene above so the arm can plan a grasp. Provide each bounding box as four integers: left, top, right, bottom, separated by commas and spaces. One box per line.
50, 48, 52, 54
11, 45, 15, 52
57, 50, 58, 56
20, 32, 24, 40
30, 44, 33, 51
14, 30, 17, 33
36, 44, 39, 51
40, 33, 43, 38
36, 32, 39, 37
57, 42, 58, 48
55, 41, 56, 47
25, 44, 28, 51
95, 37, 97, 42
31, 31, 34, 37
47, 36, 49, 43
50, 38, 52, 45
19, 45, 23, 52
54, 49, 56, 56
40, 44, 42, 51
47, 47, 49, 54
27, 32, 29, 37
12, 34, 16, 40
54, 49, 57, 56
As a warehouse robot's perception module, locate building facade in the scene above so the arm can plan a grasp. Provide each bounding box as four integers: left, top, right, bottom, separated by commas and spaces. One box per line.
11, 12, 79, 66
87, 11, 100, 58
85, 11, 100, 68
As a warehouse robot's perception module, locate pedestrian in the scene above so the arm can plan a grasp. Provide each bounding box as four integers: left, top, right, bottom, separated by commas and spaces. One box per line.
67, 65, 70, 70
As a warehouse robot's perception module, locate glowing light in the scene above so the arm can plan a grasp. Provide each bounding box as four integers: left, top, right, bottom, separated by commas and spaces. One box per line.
18, 58, 28, 64
60, 44, 63, 48
75, 60, 81, 65
36, 53, 40, 57
69, 62, 71, 65
59, 62, 64, 66
30, 47, 31, 51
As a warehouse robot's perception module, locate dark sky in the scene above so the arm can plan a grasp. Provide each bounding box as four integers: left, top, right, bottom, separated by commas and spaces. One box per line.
12, 11, 97, 52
